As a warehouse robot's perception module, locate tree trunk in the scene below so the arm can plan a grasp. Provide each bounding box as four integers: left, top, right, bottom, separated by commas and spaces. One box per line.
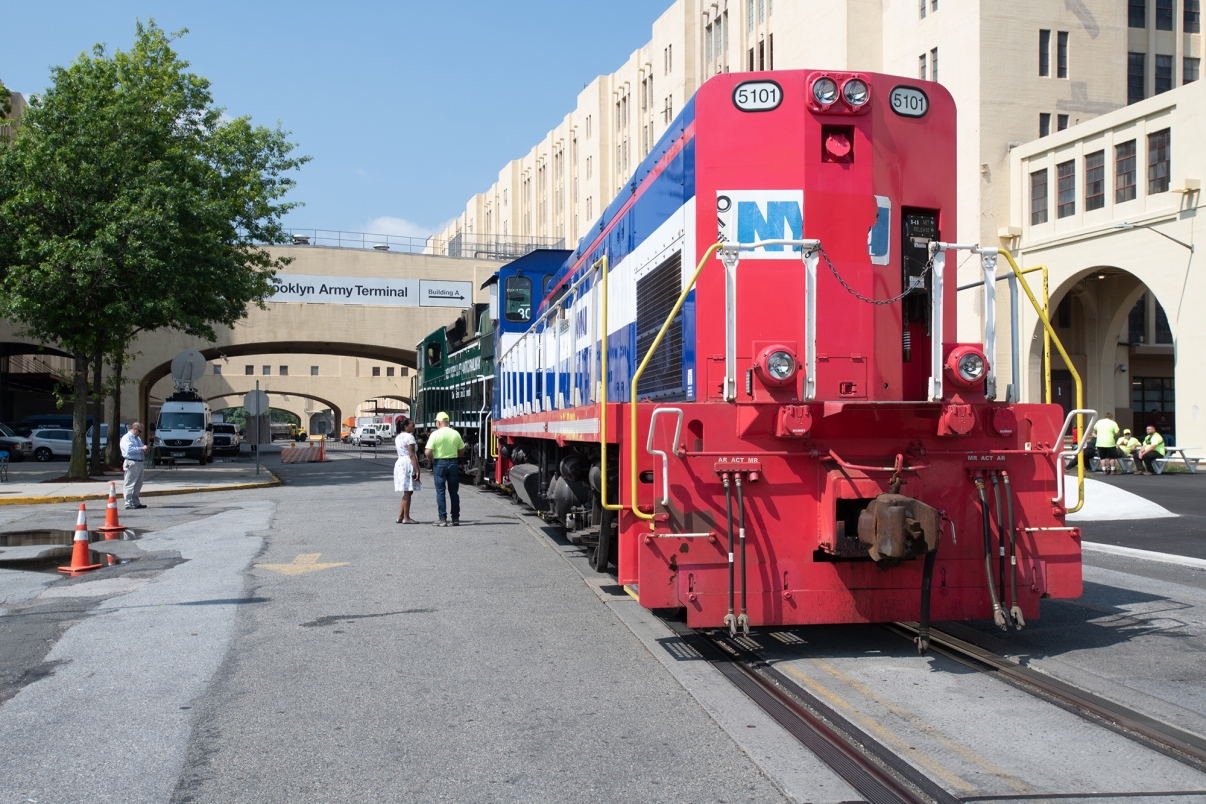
106, 355, 124, 469
89, 348, 104, 476
68, 352, 89, 479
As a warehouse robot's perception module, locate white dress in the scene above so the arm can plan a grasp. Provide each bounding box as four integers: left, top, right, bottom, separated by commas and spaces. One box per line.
393, 432, 418, 492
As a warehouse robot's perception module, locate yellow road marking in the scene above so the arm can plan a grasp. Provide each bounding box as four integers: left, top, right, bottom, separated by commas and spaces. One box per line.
255, 553, 348, 576
808, 658, 1032, 794
778, 663, 975, 793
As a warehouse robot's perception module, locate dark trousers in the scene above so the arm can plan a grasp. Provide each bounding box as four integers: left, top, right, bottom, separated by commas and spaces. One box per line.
1142, 453, 1161, 474
433, 459, 460, 521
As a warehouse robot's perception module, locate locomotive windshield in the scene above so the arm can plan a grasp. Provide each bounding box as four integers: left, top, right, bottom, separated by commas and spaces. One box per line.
504, 276, 532, 322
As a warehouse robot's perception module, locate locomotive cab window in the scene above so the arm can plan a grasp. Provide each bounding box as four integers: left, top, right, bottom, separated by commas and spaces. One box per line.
505, 276, 532, 322
426, 341, 443, 368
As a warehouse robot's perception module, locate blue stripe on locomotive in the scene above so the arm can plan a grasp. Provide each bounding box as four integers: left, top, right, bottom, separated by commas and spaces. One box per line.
494, 97, 698, 421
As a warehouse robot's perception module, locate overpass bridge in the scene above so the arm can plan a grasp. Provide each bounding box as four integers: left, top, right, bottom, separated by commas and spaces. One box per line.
0, 243, 502, 427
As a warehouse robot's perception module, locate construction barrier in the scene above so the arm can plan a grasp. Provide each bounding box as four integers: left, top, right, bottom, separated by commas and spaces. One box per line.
280, 439, 327, 464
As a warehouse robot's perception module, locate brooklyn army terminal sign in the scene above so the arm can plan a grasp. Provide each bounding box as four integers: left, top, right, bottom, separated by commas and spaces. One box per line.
270, 274, 473, 307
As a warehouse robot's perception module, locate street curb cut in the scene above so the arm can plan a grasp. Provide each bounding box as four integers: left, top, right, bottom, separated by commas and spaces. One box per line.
0, 472, 281, 507
1083, 540, 1206, 570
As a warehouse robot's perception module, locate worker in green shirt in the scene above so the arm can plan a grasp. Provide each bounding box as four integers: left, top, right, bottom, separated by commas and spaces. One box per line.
1093, 413, 1121, 475
424, 412, 465, 526
1138, 425, 1166, 475
1117, 429, 1141, 472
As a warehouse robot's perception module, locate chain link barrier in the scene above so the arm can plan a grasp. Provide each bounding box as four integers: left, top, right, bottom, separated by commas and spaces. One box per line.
816, 244, 934, 306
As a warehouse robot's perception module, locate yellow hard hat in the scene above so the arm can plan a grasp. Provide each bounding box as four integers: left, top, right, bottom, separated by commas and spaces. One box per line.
436, 411, 450, 421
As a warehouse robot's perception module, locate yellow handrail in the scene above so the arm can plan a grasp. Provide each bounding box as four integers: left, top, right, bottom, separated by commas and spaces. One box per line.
595, 255, 623, 512
630, 243, 725, 520
997, 251, 1086, 513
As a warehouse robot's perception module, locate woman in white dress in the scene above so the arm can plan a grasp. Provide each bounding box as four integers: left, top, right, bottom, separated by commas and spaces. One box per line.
394, 418, 420, 523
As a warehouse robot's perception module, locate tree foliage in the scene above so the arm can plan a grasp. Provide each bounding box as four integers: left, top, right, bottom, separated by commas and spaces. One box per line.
0, 22, 308, 476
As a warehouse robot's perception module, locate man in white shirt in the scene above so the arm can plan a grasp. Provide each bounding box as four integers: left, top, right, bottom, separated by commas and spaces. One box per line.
120, 422, 149, 509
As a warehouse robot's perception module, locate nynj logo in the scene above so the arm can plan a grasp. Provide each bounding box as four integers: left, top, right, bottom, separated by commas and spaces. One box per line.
716, 190, 804, 259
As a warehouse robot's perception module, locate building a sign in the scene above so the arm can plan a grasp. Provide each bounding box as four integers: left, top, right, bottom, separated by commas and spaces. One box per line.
270, 275, 472, 308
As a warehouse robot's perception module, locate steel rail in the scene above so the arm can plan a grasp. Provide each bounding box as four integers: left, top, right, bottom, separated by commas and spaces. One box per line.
663, 620, 960, 804
887, 623, 1206, 774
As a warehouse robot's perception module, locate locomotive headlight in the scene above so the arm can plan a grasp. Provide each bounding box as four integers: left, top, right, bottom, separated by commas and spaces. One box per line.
757, 345, 798, 387
767, 350, 796, 381
812, 77, 839, 106
843, 78, 869, 106
944, 345, 990, 389
957, 353, 985, 382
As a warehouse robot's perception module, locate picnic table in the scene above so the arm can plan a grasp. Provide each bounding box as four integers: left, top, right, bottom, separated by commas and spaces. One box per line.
1154, 446, 1200, 474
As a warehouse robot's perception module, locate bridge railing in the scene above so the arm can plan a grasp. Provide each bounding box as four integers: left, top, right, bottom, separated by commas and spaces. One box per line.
277, 229, 564, 262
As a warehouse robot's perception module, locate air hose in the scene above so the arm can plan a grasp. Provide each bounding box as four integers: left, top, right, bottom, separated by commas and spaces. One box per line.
736, 475, 750, 637
975, 477, 1007, 629
1002, 471, 1024, 628
916, 548, 938, 656
990, 474, 1013, 629
723, 476, 737, 637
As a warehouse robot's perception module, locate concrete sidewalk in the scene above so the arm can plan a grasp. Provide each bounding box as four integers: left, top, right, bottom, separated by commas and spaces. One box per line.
0, 459, 278, 505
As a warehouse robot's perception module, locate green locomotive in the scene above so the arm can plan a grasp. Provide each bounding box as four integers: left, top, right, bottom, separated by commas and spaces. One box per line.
411, 303, 495, 483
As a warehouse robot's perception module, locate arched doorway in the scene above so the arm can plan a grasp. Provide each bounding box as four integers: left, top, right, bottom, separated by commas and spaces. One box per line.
207, 391, 343, 438
1037, 266, 1177, 442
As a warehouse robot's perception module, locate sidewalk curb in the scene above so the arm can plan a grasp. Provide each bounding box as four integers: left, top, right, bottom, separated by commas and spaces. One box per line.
0, 472, 281, 507
1082, 540, 1206, 570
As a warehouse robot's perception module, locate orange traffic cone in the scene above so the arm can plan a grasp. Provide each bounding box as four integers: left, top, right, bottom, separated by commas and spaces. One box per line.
58, 504, 103, 576
96, 482, 125, 534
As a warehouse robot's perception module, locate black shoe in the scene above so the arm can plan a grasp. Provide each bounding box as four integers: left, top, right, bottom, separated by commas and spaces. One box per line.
451, 520, 460, 526
135, 504, 147, 509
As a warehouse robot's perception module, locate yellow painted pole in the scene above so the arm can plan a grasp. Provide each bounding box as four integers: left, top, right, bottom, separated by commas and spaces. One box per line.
997, 251, 1087, 513
630, 243, 724, 521
595, 256, 623, 512
1042, 266, 1051, 405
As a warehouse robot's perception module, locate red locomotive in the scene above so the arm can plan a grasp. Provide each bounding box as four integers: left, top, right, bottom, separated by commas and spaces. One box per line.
488, 70, 1090, 650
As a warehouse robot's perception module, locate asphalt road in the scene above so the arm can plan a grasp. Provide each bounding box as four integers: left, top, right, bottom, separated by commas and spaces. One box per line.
1, 451, 1203, 803
1076, 471, 1206, 559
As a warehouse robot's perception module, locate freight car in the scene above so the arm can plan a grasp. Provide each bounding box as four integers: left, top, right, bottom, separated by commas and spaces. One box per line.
482, 69, 1092, 650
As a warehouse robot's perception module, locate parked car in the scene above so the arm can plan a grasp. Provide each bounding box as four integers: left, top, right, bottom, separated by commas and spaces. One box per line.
0, 422, 33, 461
351, 425, 382, 446
3, 422, 33, 437
213, 422, 242, 456
84, 423, 130, 458
29, 428, 75, 462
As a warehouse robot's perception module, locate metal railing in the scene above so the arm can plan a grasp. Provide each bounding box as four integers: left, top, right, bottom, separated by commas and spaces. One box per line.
278, 229, 564, 262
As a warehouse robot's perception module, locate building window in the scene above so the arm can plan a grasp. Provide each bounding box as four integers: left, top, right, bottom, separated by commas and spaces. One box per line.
1129, 0, 1146, 27
919, 0, 926, 18
758, 0, 764, 23
1155, 55, 1173, 94
1148, 128, 1170, 194
769, 33, 774, 69
1085, 151, 1105, 211
758, 39, 765, 70
245, 365, 254, 376
401, 367, 409, 376
1039, 30, 1050, 76
310, 366, 319, 376
372, 366, 381, 377
919, 54, 927, 80
930, 48, 939, 82
1188, 0, 1202, 32
1127, 53, 1145, 104
1057, 114, 1069, 131
1057, 32, 1069, 78
212, 364, 222, 376
1030, 169, 1049, 225
279, 365, 288, 376
931, 0, 937, 8
1056, 161, 1076, 218
387, 367, 395, 377
1156, 0, 1173, 29
1187, 57, 1202, 83
748, 0, 754, 30
1128, 295, 1146, 343
585, 116, 591, 139
1116, 140, 1137, 202
1039, 113, 1051, 137
262, 365, 270, 375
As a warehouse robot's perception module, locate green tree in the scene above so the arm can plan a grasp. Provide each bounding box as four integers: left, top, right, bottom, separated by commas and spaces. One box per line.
0, 23, 307, 477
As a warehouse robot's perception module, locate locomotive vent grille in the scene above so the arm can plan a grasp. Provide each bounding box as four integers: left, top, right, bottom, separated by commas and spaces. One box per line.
636, 251, 686, 401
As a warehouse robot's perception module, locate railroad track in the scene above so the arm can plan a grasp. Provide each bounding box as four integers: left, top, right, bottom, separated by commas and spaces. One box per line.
886, 623, 1206, 775
667, 619, 1206, 804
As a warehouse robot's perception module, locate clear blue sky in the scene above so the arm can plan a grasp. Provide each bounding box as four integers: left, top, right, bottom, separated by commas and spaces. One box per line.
3, 1, 664, 239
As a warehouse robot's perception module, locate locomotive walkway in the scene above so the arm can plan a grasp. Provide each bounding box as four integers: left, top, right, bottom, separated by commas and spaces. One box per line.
0, 453, 1203, 802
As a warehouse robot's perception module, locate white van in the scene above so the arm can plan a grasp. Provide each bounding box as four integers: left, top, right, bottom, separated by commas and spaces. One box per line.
154, 392, 214, 464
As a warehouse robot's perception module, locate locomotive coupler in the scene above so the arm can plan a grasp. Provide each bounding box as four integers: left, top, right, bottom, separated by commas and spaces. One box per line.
856, 491, 941, 564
